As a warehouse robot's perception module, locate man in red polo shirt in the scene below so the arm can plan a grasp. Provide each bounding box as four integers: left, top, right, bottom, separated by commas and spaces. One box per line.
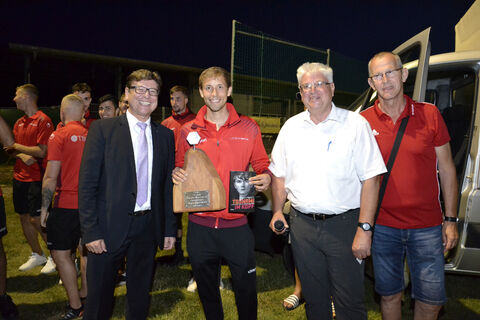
162, 85, 196, 143
5, 84, 55, 274
72, 83, 95, 129
161, 85, 196, 266
173, 67, 271, 320
361, 52, 458, 320
40, 94, 88, 319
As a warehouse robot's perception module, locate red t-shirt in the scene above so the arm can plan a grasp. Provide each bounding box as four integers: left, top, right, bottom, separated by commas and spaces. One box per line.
47, 121, 88, 209
161, 108, 196, 145
361, 95, 451, 229
83, 110, 96, 129
13, 110, 53, 182
57, 117, 92, 130
176, 103, 270, 226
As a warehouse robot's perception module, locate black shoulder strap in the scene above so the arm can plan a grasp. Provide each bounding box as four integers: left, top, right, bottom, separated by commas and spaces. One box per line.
373, 116, 410, 225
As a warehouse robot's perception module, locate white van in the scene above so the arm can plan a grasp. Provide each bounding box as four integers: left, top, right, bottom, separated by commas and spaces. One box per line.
350, 28, 480, 275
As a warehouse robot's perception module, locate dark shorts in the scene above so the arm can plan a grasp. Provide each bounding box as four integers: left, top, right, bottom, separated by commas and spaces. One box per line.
12, 179, 42, 216
46, 208, 81, 251
0, 196, 7, 238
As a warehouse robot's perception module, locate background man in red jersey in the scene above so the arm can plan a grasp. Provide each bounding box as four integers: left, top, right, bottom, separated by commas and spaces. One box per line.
161, 85, 196, 266
5, 84, 55, 274
41, 94, 88, 320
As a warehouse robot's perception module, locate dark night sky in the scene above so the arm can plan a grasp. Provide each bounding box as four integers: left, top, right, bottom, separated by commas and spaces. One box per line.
0, 1, 476, 69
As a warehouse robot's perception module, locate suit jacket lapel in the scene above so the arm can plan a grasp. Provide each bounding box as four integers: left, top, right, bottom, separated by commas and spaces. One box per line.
151, 121, 160, 187
118, 115, 137, 188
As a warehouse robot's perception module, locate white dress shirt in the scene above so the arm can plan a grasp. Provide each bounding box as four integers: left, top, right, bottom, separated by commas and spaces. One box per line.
126, 110, 153, 211
269, 103, 386, 214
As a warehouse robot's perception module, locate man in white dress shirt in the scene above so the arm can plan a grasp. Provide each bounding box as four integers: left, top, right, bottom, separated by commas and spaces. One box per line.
269, 62, 386, 320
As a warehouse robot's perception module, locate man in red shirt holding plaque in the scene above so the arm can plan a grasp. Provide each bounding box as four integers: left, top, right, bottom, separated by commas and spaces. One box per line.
173, 67, 271, 319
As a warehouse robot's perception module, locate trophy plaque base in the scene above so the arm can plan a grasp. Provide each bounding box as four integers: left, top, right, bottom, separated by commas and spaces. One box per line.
173, 148, 226, 213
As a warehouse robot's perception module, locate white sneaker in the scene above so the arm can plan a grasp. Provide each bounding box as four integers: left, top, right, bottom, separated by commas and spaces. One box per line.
219, 278, 224, 290
18, 253, 47, 271
187, 277, 197, 292
40, 256, 56, 274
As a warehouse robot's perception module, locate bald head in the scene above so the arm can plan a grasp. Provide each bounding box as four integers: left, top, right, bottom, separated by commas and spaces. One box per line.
60, 94, 85, 124
368, 52, 403, 76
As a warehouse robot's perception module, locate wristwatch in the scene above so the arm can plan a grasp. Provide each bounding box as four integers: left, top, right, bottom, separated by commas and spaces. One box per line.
444, 216, 459, 223
358, 222, 374, 232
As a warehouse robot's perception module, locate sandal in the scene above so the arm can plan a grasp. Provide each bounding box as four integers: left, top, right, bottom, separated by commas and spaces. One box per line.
283, 294, 301, 311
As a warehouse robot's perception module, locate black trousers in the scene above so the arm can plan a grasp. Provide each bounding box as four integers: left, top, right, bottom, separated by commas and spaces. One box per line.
187, 221, 257, 320
83, 213, 157, 320
290, 207, 367, 320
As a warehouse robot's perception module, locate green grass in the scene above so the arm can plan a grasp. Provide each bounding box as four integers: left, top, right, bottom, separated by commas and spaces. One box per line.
1, 163, 480, 319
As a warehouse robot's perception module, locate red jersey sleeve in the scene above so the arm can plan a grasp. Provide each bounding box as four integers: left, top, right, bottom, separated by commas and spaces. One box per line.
47, 131, 63, 161
175, 126, 190, 168
432, 106, 451, 147
37, 117, 54, 146
249, 120, 270, 175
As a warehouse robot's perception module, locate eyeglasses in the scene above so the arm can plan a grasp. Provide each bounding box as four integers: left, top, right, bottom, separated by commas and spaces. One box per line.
299, 81, 331, 92
129, 86, 160, 96
369, 68, 403, 82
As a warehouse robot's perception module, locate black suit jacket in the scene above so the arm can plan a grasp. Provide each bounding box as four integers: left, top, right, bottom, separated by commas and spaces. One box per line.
78, 115, 176, 252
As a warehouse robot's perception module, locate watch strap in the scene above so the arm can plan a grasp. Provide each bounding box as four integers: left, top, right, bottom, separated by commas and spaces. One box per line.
358, 222, 374, 231
444, 216, 459, 222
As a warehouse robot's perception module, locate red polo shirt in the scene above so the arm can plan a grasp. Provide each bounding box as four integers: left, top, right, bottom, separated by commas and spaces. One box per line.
47, 121, 88, 209
161, 108, 196, 145
176, 103, 270, 227
361, 95, 450, 229
13, 110, 53, 182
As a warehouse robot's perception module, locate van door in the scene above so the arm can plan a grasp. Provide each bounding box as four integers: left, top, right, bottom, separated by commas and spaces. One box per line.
443, 61, 480, 275
392, 27, 431, 102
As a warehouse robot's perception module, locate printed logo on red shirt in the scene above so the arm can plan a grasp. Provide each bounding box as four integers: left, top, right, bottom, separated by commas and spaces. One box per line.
70, 135, 86, 143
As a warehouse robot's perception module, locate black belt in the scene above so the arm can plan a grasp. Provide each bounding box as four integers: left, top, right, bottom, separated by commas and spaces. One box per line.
293, 207, 358, 221
129, 210, 151, 216
302, 212, 337, 220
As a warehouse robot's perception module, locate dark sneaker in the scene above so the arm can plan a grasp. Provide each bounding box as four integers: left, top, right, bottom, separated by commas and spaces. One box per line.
60, 305, 83, 320
0, 294, 18, 319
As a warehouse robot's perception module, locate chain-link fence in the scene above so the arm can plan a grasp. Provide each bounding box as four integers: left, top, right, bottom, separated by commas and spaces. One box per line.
231, 20, 367, 153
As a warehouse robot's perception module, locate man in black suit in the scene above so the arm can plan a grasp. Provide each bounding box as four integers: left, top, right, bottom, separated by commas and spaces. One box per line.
79, 69, 176, 320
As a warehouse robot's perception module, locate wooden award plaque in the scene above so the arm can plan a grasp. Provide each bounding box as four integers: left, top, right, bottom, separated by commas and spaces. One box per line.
173, 148, 226, 213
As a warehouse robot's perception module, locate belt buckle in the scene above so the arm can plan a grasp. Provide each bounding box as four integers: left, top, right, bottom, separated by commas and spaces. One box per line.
313, 213, 326, 221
